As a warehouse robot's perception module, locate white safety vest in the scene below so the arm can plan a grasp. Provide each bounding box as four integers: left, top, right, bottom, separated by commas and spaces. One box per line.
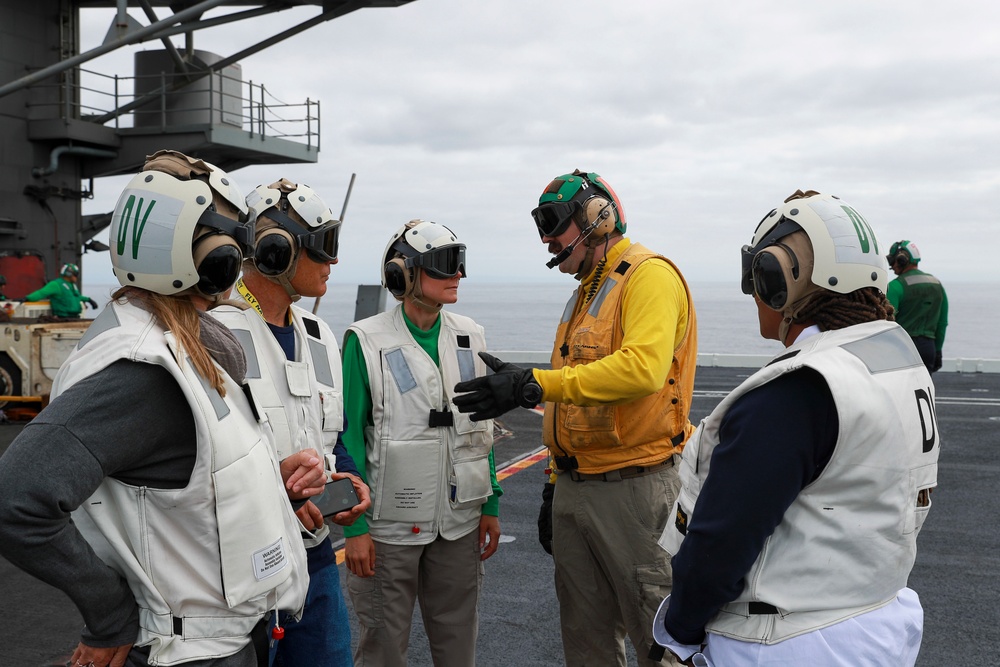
53, 301, 308, 666
659, 320, 939, 644
212, 295, 345, 549
349, 306, 493, 544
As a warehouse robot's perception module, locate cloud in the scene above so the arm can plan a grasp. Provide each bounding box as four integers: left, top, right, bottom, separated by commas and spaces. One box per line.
78, 0, 1000, 288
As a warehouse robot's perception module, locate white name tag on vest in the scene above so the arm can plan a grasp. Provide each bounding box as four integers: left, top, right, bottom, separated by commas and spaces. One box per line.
252, 537, 289, 581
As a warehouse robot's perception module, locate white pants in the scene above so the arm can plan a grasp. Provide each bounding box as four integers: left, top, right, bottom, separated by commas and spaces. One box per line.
703, 588, 924, 666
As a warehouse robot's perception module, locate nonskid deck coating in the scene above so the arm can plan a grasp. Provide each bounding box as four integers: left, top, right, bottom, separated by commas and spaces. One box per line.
2, 367, 997, 666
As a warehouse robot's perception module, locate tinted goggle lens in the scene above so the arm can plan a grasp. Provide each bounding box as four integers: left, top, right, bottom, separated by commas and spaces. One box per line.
531, 201, 580, 238
302, 224, 341, 264
413, 245, 467, 279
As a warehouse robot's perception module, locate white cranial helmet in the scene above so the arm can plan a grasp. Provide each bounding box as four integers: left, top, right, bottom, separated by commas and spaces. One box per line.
381, 219, 467, 301
110, 152, 253, 297
741, 191, 887, 311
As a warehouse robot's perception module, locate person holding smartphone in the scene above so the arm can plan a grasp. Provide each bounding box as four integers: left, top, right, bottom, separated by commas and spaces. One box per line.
0, 151, 322, 667
342, 220, 502, 667
212, 178, 371, 667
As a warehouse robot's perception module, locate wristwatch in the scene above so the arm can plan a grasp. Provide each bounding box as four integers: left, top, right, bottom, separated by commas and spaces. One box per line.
520, 377, 543, 407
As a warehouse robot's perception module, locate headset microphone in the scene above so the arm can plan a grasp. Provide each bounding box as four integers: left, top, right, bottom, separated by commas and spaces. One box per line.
544, 200, 614, 269
546, 244, 575, 269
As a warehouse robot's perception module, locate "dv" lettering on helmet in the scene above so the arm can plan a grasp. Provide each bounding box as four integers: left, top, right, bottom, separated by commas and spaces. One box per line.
842, 205, 879, 255
116, 194, 156, 260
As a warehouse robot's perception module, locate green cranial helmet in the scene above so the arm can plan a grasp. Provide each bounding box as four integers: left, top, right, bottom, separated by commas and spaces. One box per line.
60, 263, 80, 278
533, 170, 627, 238
887, 239, 921, 266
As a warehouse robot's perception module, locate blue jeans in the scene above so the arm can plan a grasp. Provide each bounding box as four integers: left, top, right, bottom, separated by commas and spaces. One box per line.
270, 537, 353, 667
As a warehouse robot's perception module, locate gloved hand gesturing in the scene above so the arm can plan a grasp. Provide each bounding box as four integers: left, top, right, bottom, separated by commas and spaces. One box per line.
85, 297, 98, 310
453, 352, 542, 421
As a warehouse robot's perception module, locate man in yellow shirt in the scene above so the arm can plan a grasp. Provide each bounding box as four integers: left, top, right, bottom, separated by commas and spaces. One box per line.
454, 170, 697, 666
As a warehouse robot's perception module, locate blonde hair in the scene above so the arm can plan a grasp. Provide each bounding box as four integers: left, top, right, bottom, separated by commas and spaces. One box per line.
112, 286, 226, 396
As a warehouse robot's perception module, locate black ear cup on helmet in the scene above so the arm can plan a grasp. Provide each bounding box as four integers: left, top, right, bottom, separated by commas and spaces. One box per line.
192, 234, 243, 296
751, 243, 800, 310
384, 257, 411, 297
253, 228, 297, 277
893, 252, 910, 270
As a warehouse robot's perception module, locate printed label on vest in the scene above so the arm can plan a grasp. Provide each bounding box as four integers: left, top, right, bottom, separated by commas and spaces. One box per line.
393, 487, 425, 511
252, 537, 289, 581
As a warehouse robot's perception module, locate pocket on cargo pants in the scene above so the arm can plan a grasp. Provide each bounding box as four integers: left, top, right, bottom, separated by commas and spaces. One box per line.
347, 569, 385, 629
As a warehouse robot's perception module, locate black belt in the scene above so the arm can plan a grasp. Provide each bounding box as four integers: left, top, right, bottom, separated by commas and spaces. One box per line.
567, 457, 674, 482
748, 601, 778, 615
250, 615, 270, 667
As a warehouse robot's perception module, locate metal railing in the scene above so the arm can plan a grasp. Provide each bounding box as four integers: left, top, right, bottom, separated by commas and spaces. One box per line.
25, 66, 320, 150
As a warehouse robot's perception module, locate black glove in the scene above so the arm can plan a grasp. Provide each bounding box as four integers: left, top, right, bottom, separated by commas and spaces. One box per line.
932, 350, 943, 373
537, 482, 555, 555
85, 298, 98, 310
452, 352, 542, 421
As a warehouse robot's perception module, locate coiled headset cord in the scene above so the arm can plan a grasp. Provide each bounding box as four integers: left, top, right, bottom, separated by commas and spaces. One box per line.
585, 257, 607, 304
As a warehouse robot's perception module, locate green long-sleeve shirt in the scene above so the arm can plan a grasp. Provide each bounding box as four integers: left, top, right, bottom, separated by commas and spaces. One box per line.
26, 278, 90, 318
887, 269, 948, 351
341, 307, 502, 539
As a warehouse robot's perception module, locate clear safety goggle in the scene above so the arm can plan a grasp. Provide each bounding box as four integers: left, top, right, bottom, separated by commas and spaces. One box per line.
406, 244, 467, 279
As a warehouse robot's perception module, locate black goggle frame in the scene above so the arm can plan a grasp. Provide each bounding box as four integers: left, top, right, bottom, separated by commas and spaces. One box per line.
259, 207, 341, 264
404, 244, 467, 280
531, 200, 582, 238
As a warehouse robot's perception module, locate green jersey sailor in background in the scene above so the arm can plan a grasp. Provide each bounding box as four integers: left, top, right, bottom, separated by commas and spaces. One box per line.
25, 263, 98, 319
886, 240, 948, 373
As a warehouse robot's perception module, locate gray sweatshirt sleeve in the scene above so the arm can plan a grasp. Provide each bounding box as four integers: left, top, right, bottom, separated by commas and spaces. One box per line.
0, 360, 196, 647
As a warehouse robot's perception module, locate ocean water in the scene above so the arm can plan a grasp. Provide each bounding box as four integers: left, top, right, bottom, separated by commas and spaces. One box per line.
84, 281, 998, 359
313, 280, 998, 360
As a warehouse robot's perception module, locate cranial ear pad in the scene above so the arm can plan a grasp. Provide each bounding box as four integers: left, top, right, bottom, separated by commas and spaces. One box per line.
193, 232, 242, 295
254, 228, 296, 277
582, 196, 616, 240
753, 231, 815, 310
752, 249, 791, 309
893, 252, 910, 268
384, 257, 411, 297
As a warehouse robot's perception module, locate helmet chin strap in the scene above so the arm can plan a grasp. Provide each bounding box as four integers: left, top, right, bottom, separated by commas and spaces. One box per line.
409, 268, 443, 313
274, 273, 301, 302
266, 255, 301, 302
778, 315, 796, 347
189, 288, 227, 305
778, 287, 823, 344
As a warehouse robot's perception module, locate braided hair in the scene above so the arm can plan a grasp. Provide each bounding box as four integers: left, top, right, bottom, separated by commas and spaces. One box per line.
795, 287, 895, 332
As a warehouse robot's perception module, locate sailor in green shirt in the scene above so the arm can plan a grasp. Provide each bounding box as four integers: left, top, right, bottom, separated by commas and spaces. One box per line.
886, 240, 948, 372
25, 263, 98, 318
341, 219, 501, 666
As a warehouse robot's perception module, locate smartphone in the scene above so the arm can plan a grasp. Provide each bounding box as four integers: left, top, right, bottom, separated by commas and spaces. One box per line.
313, 477, 361, 519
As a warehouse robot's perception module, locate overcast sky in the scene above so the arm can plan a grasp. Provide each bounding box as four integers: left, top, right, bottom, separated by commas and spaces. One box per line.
78, 0, 1000, 289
